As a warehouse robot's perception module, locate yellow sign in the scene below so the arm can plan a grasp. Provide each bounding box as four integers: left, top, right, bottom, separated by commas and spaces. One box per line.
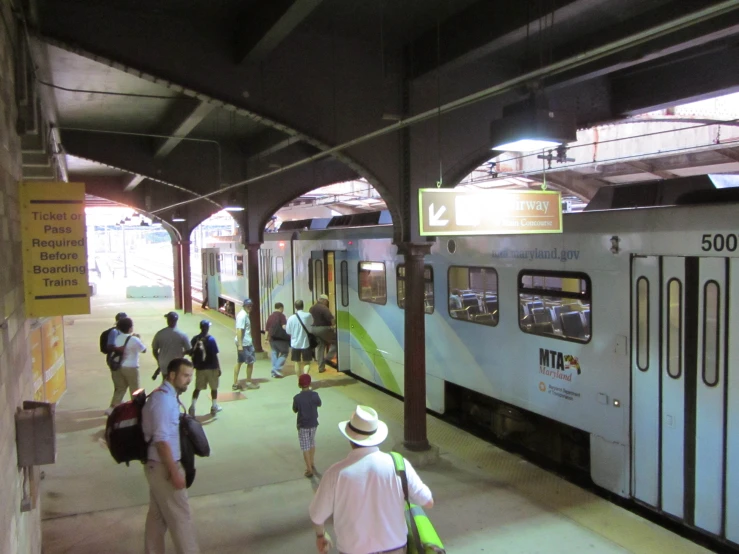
418, 189, 563, 236
21, 182, 90, 317
30, 326, 44, 401
42, 317, 67, 403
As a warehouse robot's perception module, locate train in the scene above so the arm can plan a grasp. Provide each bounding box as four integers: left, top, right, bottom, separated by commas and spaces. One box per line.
199, 176, 739, 547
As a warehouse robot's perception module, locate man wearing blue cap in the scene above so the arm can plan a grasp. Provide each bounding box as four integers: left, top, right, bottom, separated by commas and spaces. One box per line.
189, 320, 223, 416
234, 298, 259, 391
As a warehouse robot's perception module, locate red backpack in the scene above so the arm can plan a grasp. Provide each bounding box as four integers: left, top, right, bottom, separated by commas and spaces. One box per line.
105, 388, 149, 465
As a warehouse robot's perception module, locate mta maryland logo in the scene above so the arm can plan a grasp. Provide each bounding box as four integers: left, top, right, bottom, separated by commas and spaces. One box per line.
539, 348, 582, 382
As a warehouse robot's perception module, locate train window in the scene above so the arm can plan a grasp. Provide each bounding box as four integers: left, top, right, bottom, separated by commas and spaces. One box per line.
448, 266, 498, 326
275, 257, 284, 286
636, 277, 649, 370
397, 265, 434, 314
216, 254, 222, 274
340, 261, 349, 307
358, 261, 387, 305
519, 270, 591, 343
666, 279, 682, 379
702, 281, 720, 387
235, 254, 244, 277
209, 254, 215, 276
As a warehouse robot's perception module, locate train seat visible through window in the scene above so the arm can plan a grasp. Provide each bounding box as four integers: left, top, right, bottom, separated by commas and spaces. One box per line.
560, 311, 588, 340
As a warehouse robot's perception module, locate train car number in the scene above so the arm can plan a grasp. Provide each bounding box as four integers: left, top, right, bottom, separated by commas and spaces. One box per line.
701, 233, 739, 252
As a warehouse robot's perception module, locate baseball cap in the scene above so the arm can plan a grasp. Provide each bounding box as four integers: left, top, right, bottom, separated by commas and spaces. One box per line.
164, 311, 179, 320
243, 298, 253, 306
298, 374, 312, 388
199, 319, 211, 329
319, 294, 329, 301
115, 312, 128, 322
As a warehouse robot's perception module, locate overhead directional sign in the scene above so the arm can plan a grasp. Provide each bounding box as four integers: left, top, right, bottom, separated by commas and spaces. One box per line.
418, 188, 563, 236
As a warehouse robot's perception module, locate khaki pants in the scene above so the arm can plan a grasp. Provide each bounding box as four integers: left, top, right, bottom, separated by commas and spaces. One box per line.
340, 548, 405, 554
109, 366, 140, 407
144, 461, 199, 554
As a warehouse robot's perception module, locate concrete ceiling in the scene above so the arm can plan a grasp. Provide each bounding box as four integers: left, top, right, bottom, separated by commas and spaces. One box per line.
21, 0, 739, 242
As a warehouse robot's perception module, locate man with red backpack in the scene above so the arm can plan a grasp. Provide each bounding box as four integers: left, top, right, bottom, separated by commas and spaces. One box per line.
142, 358, 200, 553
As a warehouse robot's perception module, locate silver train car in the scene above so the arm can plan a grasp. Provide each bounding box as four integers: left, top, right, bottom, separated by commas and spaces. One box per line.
201, 182, 739, 546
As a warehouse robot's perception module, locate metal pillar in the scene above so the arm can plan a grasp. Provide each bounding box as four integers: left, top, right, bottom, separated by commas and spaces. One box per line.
181, 240, 193, 314
247, 243, 263, 352
399, 242, 432, 451
172, 241, 183, 310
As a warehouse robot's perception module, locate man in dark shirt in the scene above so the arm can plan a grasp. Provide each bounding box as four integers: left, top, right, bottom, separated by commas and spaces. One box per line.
188, 320, 222, 416
292, 373, 322, 478
309, 294, 337, 373
265, 302, 289, 378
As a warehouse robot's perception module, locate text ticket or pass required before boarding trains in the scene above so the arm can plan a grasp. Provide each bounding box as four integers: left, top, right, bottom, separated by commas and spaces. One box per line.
21, 182, 91, 317
418, 188, 563, 236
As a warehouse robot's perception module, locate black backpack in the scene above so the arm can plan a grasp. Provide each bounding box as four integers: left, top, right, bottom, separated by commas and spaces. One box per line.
190, 334, 206, 369
100, 327, 114, 354
106, 336, 131, 371
105, 388, 149, 466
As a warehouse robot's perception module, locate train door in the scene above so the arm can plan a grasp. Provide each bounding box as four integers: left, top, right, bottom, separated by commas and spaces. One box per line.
310, 250, 340, 368
335, 251, 350, 372
631, 255, 731, 538
259, 248, 274, 337
202, 247, 220, 309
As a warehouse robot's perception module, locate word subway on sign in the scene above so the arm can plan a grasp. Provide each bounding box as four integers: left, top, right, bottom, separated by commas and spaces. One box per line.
21, 182, 91, 317
418, 188, 563, 236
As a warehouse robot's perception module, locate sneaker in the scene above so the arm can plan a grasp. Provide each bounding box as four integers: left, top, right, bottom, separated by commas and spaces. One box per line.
104, 408, 113, 416
272, 372, 284, 379
232, 383, 242, 391
244, 382, 260, 390
188, 405, 196, 417
210, 404, 223, 415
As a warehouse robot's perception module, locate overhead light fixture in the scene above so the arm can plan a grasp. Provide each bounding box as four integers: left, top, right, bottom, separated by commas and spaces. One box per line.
490, 106, 577, 153
223, 192, 244, 212
171, 210, 186, 222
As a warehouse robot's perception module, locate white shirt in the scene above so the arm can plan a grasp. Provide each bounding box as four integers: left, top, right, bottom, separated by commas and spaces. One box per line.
114, 333, 147, 368
286, 311, 313, 349
309, 447, 433, 554
235, 309, 252, 347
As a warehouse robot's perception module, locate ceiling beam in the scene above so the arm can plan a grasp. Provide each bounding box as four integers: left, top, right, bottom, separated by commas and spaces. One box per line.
123, 174, 146, 192
624, 160, 677, 179
234, 0, 324, 64
526, 171, 605, 201
611, 44, 739, 115
718, 148, 739, 162
154, 101, 215, 159
244, 129, 299, 162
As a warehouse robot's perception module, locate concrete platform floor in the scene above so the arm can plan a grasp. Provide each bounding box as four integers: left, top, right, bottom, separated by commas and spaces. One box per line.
41, 281, 712, 553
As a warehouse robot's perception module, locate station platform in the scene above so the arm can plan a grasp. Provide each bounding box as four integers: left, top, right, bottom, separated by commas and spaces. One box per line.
41, 282, 711, 553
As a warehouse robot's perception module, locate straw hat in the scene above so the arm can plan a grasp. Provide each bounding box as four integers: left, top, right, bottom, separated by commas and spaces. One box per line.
338, 405, 388, 447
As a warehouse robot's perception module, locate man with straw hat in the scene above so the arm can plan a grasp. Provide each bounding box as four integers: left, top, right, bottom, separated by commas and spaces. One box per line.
309, 406, 434, 554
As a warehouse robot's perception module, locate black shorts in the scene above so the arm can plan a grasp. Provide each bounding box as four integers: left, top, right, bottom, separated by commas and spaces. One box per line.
291, 348, 313, 362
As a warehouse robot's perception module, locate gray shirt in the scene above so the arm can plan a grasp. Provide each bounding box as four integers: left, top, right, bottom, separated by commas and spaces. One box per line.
151, 326, 191, 373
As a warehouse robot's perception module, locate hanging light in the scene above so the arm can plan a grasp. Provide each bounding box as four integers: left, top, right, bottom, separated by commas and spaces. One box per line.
171, 210, 186, 222
223, 192, 244, 212
490, 96, 577, 153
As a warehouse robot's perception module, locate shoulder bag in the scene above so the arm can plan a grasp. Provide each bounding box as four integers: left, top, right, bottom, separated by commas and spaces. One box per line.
390, 452, 445, 554
107, 336, 132, 371
295, 313, 318, 350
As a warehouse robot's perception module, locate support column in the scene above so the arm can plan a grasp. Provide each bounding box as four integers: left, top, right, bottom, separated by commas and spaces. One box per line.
181, 240, 193, 314
247, 243, 263, 353
172, 241, 183, 310
398, 242, 433, 452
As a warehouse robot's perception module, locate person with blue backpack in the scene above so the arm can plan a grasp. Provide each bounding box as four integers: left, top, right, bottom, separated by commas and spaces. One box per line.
188, 320, 222, 417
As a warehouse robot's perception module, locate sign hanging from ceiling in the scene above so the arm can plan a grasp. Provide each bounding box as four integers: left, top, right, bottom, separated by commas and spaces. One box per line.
21, 182, 90, 317
418, 188, 563, 236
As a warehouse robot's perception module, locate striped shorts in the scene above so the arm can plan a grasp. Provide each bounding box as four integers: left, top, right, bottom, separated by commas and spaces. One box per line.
298, 427, 317, 451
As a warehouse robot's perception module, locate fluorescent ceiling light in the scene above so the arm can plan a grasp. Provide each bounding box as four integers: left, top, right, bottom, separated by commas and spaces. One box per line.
491, 109, 577, 153
171, 210, 186, 222
223, 192, 244, 211
492, 139, 562, 152
224, 206, 244, 212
